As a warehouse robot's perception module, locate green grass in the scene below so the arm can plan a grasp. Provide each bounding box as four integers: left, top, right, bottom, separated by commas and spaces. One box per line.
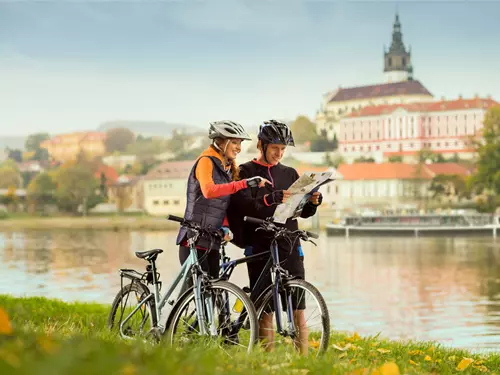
0, 294, 498, 374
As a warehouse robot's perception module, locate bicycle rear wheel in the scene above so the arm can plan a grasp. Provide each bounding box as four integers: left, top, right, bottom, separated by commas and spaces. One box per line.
255, 278, 330, 357
164, 280, 259, 354
108, 282, 157, 340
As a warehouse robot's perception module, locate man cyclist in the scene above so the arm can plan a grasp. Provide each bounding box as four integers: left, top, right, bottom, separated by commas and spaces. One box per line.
227, 119, 323, 355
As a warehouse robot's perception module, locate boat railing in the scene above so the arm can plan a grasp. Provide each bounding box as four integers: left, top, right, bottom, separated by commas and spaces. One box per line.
343, 214, 495, 227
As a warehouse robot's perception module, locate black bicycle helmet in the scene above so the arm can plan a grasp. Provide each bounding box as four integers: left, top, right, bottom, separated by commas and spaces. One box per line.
257, 119, 295, 146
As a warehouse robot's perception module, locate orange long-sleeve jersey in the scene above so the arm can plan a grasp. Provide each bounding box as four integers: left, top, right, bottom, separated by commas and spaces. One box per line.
194, 147, 248, 226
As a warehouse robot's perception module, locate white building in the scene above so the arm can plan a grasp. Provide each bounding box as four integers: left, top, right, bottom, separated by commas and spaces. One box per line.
142, 160, 193, 216
338, 97, 498, 163
102, 154, 137, 170
333, 162, 471, 211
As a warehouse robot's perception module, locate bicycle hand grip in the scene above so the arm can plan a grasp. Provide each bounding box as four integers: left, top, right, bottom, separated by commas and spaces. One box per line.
243, 216, 265, 226
167, 215, 184, 223
306, 231, 319, 239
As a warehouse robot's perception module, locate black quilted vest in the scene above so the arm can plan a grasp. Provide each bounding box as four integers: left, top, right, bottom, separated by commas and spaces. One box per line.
176, 156, 232, 250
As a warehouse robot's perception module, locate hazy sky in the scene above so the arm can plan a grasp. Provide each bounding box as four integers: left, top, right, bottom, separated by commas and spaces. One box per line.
1, 0, 499, 136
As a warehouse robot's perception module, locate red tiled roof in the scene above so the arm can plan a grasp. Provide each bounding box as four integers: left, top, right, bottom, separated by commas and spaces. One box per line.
144, 160, 194, 180
346, 98, 498, 118
328, 80, 433, 103
337, 163, 433, 180
424, 163, 471, 177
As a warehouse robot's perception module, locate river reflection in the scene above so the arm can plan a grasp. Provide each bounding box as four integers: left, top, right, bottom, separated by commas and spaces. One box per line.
1, 229, 499, 351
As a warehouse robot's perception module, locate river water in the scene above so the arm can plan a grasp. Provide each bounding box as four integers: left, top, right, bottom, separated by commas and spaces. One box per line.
1, 229, 499, 352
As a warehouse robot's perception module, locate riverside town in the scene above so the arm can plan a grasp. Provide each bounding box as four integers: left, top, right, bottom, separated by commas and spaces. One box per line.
1, 4, 499, 375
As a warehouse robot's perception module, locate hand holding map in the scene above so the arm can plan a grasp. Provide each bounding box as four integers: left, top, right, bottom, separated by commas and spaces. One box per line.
272, 170, 337, 224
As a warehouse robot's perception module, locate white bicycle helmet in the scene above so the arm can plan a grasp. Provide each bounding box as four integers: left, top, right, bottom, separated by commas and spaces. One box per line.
208, 120, 252, 141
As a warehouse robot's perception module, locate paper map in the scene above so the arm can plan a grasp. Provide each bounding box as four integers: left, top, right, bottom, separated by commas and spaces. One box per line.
272, 170, 337, 224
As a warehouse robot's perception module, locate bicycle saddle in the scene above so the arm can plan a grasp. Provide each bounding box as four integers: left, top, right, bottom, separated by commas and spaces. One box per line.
135, 249, 163, 261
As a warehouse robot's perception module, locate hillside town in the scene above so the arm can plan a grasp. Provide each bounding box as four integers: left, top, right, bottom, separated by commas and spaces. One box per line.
0, 14, 499, 219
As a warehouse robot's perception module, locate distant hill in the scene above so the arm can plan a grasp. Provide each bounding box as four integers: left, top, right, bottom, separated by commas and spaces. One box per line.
0, 136, 26, 151
97, 121, 203, 138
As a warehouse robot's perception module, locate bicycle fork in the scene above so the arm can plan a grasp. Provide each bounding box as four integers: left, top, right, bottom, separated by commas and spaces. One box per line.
193, 274, 218, 336
271, 243, 297, 339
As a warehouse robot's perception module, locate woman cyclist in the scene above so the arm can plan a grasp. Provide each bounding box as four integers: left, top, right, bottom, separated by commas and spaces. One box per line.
176, 120, 270, 282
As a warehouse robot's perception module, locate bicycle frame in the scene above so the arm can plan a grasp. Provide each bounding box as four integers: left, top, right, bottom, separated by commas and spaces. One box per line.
219, 241, 298, 338
119, 236, 215, 337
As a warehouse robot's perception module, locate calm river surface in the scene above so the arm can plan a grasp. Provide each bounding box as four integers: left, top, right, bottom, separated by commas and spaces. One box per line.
1, 229, 499, 352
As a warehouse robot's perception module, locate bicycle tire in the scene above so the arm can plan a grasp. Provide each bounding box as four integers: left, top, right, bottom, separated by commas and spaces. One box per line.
255, 278, 330, 356
164, 280, 259, 353
108, 282, 157, 335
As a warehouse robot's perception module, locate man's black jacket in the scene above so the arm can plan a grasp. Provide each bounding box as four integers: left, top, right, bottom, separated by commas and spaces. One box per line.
227, 159, 318, 251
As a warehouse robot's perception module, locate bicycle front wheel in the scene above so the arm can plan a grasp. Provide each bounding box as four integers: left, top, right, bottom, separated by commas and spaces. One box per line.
255, 278, 330, 357
164, 280, 259, 354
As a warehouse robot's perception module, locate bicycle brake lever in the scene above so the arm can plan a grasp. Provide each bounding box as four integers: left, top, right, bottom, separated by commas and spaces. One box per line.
309, 239, 317, 247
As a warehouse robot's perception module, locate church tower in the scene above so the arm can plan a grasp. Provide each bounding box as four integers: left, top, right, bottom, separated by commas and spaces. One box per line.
384, 13, 412, 83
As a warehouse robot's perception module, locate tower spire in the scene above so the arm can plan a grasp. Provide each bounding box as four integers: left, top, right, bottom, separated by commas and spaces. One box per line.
383, 12, 412, 82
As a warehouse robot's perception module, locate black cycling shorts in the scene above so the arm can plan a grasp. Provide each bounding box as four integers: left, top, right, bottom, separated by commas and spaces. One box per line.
246, 245, 305, 310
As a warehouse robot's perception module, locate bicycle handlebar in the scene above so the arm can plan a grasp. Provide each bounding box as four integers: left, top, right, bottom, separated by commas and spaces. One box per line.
243, 216, 319, 240
243, 216, 265, 226
166, 214, 184, 223
167, 215, 223, 239
305, 231, 319, 239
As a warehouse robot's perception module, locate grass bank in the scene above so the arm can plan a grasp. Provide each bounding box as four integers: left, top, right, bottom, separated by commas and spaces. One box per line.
0, 295, 498, 374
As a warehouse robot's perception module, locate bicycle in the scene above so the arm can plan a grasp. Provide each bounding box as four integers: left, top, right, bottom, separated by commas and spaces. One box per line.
218, 215, 330, 356
107, 214, 259, 353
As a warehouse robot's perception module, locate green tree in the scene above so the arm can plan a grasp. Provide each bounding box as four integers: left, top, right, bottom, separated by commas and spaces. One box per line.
170, 145, 207, 161
323, 153, 344, 168
25, 133, 50, 161
110, 184, 133, 213
475, 106, 500, 195
166, 130, 191, 155
52, 164, 101, 214
105, 128, 136, 153
27, 172, 57, 213
388, 156, 403, 163
7, 149, 22, 162
21, 171, 38, 189
0, 186, 18, 211
331, 133, 338, 150
25, 132, 49, 152
428, 174, 468, 202
353, 156, 375, 163
435, 154, 446, 163
310, 130, 338, 152
126, 137, 167, 162
449, 153, 461, 163
323, 152, 333, 166
416, 147, 435, 163
0, 160, 21, 189
290, 116, 317, 144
